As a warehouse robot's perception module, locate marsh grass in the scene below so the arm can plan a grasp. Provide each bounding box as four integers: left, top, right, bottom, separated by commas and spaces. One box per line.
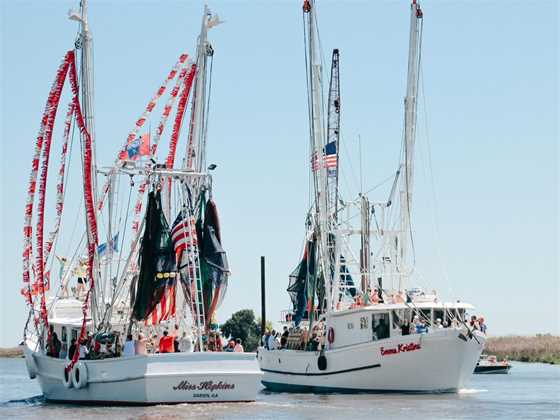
485, 335, 560, 364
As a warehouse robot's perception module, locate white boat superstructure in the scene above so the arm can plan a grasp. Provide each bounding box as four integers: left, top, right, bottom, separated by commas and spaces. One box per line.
259, 0, 485, 393
21, 0, 261, 404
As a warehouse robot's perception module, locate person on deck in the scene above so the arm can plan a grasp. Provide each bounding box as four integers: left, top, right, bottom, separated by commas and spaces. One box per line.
123, 334, 135, 357
135, 333, 147, 355
159, 330, 175, 353
104, 341, 115, 357
179, 332, 193, 352
435, 318, 444, 329
301, 328, 309, 350
416, 319, 428, 334
68, 339, 77, 360
73, 259, 89, 298
478, 317, 487, 334
411, 315, 420, 333
79, 340, 89, 359
234, 338, 244, 353
401, 319, 411, 336
268, 330, 278, 350
225, 339, 235, 352
47, 331, 61, 358
55, 255, 69, 297
263, 331, 271, 350
280, 326, 289, 348
375, 318, 390, 340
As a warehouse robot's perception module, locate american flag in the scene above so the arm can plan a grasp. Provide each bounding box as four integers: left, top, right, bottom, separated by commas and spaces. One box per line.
324, 141, 337, 177
311, 150, 320, 172
311, 141, 337, 177
171, 210, 197, 257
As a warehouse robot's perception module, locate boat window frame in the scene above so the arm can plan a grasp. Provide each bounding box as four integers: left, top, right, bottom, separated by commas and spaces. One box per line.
371, 312, 391, 341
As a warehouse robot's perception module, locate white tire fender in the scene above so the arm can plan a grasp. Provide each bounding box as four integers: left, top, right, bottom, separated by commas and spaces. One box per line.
62, 366, 73, 388
71, 361, 88, 389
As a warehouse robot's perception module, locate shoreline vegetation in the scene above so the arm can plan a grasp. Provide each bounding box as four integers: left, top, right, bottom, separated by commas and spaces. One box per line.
1, 335, 559, 364
0, 346, 24, 358
485, 334, 560, 365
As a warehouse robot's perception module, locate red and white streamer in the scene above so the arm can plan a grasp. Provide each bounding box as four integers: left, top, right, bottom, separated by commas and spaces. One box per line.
97, 53, 189, 211
166, 64, 197, 171
66, 50, 99, 372
22, 54, 72, 307
44, 102, 75, 263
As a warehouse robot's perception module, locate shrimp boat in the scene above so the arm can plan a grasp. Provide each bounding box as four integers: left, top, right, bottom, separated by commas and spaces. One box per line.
258, 0, 485, 393
21, 1, 261, 404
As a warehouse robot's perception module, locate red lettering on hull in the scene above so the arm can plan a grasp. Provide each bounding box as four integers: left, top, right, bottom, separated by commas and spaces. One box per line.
380, 342, 421, 356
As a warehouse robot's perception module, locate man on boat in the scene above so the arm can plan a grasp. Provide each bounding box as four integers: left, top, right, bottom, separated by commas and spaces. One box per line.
135, 333, 148, 355
55, 255, 69, 297
123, 334, 135, 357
46, 328, 61, 358
280, 326, 289, 348
68, 339, 77, 360
178, 332, 193, 352
479, 317, 487, 334
159, 330, 175, 353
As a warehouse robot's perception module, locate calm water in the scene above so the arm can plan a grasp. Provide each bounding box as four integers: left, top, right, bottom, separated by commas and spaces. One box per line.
0, 358, 558, 419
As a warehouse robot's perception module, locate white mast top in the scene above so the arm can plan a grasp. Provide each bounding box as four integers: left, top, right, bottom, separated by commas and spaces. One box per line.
399, 0, 423, 289
184, 6, 222, 172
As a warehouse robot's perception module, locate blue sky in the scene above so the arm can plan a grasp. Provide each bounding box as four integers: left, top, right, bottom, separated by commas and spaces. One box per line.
0, 1, 558, 346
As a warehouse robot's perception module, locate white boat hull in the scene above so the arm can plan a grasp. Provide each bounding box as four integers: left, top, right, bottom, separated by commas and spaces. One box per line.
258, 329, 485, 393
24, 344, 262, 404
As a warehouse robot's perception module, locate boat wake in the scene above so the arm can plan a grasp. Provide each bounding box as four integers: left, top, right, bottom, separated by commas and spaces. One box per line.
1, 395, 46, 407
458, 388, 488, 395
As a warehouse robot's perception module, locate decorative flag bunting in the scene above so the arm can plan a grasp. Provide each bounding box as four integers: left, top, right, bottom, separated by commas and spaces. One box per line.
24, 52, 72, 322
118, 133, 150, 161
97, 53, 190, 212
97, 233, 119, 257
44, 102, 75, 263
67, 50, 99, 372
22, 50, 97, 375
166, 64, 197, 171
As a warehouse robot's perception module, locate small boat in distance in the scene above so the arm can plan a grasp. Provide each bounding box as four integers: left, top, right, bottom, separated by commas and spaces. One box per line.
474, 355, 512, 374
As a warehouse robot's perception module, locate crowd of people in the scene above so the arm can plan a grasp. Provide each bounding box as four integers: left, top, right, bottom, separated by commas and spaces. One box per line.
263, 322, 325, 352
45, 323, 250, 360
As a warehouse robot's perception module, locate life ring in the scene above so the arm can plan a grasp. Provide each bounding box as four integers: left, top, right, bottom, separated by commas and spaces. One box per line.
327, 327, 335, 344
62, 366, 73, 389
72, 361, 88, 389
25, 354, 38, 379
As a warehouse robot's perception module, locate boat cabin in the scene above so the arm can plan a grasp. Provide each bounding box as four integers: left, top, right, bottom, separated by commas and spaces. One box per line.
325, 301, 474, 349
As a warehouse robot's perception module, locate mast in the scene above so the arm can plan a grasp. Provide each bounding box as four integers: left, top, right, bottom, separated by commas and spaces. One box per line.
326, 48, 341, 310
398, 0, 423, 291
184, 6, 216, 172
70, 0, 101, 325
360, 195, 371, 297
303, 0, 331, 316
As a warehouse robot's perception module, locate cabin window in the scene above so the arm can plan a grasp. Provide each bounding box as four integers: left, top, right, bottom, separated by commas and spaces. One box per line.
372, 313, 390, 340
434, 310, 444, 326
456, 308, 465, 322
61, 326, 67, 342
71, 329, 78, 342
392, 309, 411, 329
420, 309, 432, 325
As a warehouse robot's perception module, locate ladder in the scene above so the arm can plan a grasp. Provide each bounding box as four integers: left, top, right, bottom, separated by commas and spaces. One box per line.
184, 212, 206, 351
